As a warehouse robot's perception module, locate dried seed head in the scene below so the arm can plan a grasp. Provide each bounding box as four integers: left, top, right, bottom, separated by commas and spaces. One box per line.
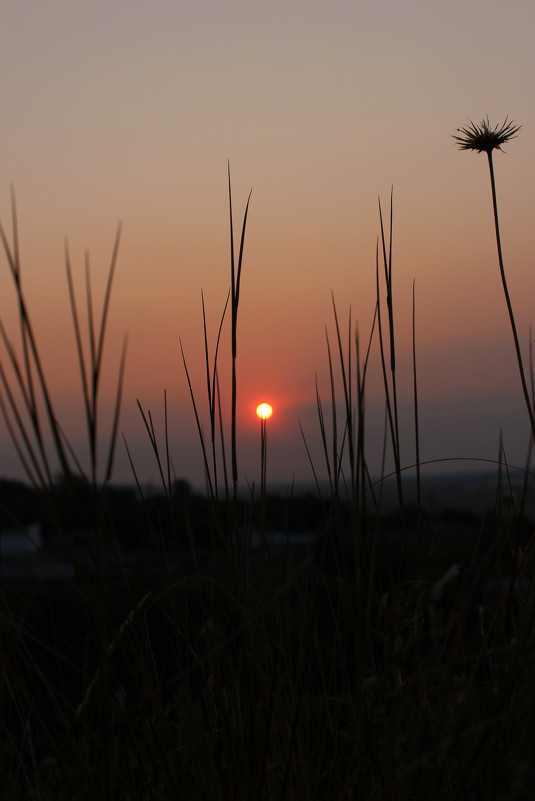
453, 116, 521, 154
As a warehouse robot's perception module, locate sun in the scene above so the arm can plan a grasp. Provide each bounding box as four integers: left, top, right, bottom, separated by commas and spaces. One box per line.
256, 402, 273, 420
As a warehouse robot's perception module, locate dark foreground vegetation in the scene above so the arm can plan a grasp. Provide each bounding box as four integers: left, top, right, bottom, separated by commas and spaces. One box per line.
3, 472, 535, 800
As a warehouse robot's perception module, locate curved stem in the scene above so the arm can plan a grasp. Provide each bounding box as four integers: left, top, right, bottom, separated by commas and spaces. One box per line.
487, 151, 535, 445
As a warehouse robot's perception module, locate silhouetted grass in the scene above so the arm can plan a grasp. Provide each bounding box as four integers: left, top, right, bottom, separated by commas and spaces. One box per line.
1, 145, 535, 800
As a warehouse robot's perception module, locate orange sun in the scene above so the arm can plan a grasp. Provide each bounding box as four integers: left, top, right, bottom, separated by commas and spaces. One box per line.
256, 402, 273, 420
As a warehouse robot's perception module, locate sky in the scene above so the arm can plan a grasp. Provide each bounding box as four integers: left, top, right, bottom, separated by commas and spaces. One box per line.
0, 0, 534, 493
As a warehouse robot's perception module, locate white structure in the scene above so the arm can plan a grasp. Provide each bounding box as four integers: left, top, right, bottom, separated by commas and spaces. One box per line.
1, 523, 43, 579
1, 523, 75, 580
1, 522, 43, 556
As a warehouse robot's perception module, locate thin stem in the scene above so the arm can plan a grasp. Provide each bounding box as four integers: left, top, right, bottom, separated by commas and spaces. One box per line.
260, 416, 267, 530
487, 151, 535, 445
228, 164, 252, 501
412, 279, 423, 568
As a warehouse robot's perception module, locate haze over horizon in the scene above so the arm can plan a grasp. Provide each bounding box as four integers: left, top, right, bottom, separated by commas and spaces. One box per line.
1, 0, 534, 491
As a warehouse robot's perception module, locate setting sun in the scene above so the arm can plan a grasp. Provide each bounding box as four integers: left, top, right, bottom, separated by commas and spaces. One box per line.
256, 403, 273, 420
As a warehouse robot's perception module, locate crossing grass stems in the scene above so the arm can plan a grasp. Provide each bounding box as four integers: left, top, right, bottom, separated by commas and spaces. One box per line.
1, 129, 535, 799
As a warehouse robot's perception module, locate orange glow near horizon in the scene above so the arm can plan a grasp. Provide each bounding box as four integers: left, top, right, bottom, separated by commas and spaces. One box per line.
256, 403, 273, 421
1, 2, 534, 488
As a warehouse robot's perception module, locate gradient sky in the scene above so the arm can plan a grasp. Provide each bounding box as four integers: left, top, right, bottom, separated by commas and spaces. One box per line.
1, 0, 534, 491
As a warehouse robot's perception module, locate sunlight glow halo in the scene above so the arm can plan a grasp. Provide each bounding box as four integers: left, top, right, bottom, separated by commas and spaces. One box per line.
256, 403, 273, 420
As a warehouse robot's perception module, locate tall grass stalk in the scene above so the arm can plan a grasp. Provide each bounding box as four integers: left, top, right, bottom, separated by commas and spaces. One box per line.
454, 117, 535, 446
376, 190, 404, 513
180, 167, 250, 513
228, 165, 252, 501
65, 229, 127, 487
0, 189, 72, 489
487, 145, 535, 444
412, 279, 423, 564
259, 411, 268, 519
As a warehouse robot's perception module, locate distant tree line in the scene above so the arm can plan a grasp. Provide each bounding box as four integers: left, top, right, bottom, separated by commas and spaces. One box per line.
4, 476, 522, 568
0, 478, 328, 551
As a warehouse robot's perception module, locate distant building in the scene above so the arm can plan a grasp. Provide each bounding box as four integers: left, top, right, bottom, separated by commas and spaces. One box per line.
1, 522, 43, 579
1, 522, 42, 555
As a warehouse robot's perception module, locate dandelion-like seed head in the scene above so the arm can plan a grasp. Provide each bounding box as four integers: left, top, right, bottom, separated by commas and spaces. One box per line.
453, 116, 521, 154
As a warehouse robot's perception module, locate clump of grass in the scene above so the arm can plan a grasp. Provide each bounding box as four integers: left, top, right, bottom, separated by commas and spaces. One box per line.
0, 187, 127, 493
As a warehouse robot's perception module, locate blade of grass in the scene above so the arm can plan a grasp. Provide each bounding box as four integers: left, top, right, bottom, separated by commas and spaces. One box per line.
180, 339, 216, 502
228, 163, 252, 499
